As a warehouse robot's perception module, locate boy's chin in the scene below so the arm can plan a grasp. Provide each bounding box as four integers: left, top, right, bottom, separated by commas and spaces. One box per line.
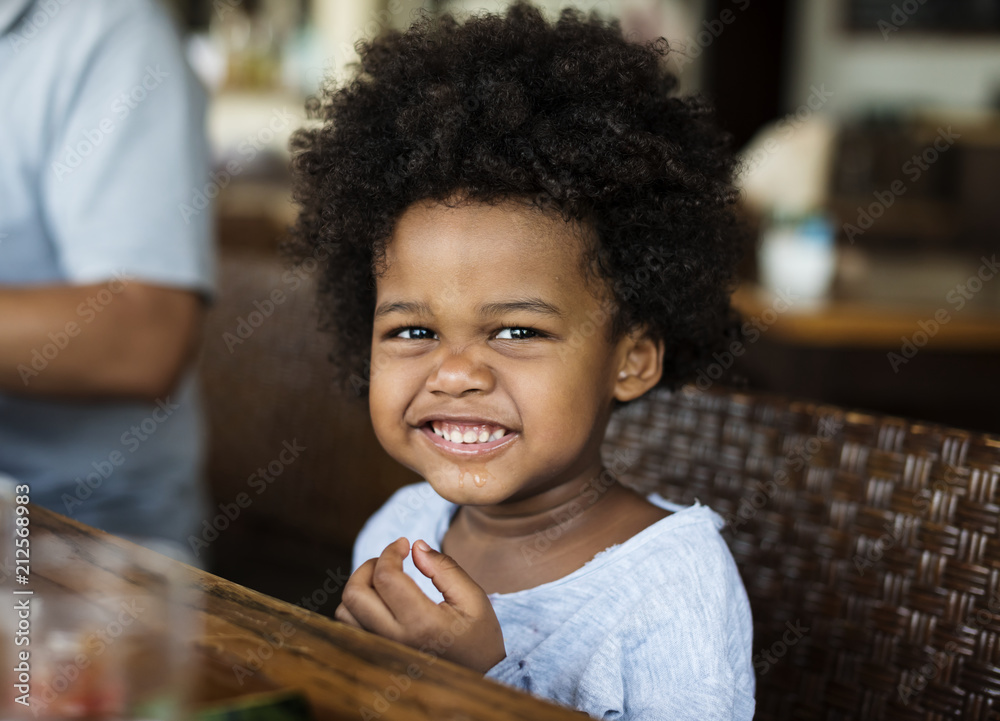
423, 469, 509, 506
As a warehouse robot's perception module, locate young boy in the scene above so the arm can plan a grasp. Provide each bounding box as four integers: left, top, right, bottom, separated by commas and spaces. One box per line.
287, 2, 754, 718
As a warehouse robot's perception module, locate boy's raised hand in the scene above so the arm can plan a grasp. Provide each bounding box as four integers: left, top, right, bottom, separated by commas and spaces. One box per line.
334, 537, 506, 674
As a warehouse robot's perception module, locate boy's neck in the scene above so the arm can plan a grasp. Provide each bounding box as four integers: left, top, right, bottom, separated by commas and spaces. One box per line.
440, 470, 670, 595
453, 468, 631, 541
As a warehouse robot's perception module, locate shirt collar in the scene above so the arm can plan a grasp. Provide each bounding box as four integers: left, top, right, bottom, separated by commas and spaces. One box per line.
0, 0, 36, 37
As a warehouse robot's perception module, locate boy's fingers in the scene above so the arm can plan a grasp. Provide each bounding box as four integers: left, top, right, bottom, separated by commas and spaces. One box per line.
371, 537, 438, 627
411, 540, 486, 613
341, 558, 400, 634
334, 602, 362, 628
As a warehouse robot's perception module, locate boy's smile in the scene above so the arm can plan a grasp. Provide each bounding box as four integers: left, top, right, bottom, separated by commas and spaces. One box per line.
369, 195, 662, 511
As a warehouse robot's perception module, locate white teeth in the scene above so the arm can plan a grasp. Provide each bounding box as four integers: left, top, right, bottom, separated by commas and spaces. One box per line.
429, 422, 509, 444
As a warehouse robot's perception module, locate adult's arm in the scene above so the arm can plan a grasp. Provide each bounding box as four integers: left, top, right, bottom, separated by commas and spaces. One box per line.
1, 0, 217, 403
0, 282, 203, 402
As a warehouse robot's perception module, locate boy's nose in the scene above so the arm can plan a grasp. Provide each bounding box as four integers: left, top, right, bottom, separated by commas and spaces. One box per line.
425, 346, 495, 396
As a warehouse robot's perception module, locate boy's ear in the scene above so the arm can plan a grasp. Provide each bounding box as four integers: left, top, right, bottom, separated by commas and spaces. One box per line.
613, 325, 665, 403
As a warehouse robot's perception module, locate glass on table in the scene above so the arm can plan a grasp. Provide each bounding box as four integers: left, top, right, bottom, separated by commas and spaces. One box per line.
0, 486, 202, 721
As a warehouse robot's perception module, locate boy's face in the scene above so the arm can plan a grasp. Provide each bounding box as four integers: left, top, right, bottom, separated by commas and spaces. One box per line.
369, 196, 658, 507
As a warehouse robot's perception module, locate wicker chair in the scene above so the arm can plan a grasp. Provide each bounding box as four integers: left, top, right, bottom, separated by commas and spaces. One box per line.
600, 385, 1000, 721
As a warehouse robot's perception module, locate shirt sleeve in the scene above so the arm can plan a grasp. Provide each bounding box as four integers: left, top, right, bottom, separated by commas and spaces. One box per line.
40, 0, 215, 298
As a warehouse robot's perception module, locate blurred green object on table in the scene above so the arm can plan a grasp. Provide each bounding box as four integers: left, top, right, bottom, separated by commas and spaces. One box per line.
196, 690, 312, 721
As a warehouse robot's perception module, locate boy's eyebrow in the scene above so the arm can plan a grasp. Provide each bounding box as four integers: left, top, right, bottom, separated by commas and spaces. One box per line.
373, 300, 428, 320
374, 298, 565, 320
478, 298, 566, 318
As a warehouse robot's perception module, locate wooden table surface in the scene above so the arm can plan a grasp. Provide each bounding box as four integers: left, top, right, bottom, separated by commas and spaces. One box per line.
24, 506, 590, 721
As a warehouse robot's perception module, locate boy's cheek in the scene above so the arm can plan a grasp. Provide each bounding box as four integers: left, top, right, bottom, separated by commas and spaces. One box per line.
368, 415, 425, 471
368, 412, 399, 452
368, 354, 419, 389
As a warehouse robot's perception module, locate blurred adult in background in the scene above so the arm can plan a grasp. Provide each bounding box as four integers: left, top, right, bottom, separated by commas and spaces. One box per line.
0, 0, 215, 561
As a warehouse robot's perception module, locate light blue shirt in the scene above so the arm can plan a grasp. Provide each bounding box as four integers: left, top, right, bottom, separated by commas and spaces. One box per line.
0, 0, 215, 549
352, 482, 756, 720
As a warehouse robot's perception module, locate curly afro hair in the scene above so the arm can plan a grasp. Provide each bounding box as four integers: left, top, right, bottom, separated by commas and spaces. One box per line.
286, 0, 745, 401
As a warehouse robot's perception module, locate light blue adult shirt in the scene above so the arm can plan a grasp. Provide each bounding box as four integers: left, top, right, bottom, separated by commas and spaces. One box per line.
352, 482, 756, 720
0, 0, 216, 550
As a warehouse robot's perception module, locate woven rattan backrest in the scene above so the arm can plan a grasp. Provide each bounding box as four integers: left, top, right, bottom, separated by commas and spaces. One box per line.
600, 385, 1000, 720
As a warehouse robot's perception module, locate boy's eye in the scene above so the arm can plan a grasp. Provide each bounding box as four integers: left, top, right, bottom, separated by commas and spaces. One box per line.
388, 326, 544, 341
495, 327, 539, 340
394, 327, 437, 340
